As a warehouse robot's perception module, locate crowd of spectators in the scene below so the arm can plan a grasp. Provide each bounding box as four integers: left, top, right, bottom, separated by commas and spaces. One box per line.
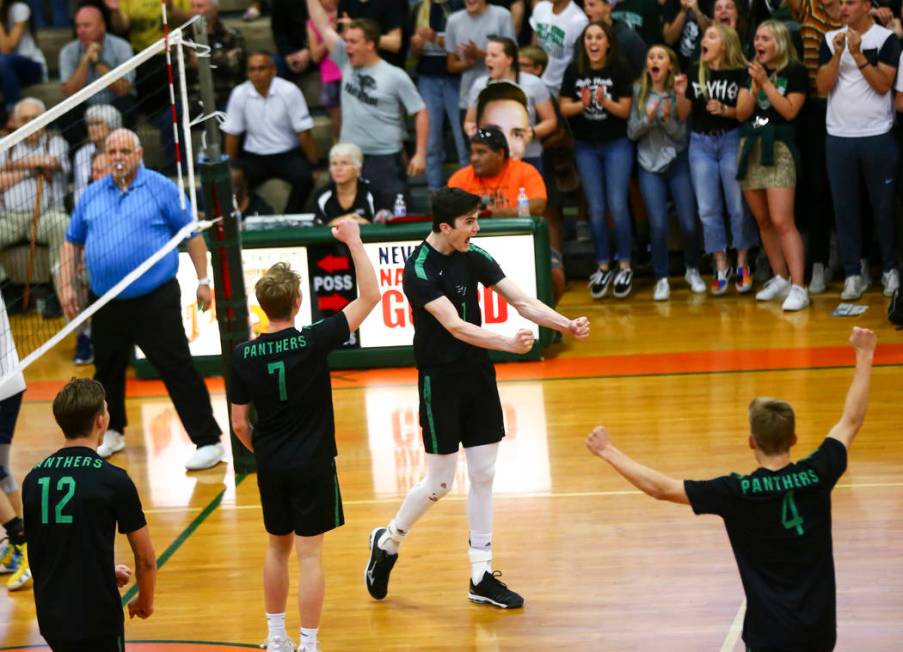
1, 0, 902, 343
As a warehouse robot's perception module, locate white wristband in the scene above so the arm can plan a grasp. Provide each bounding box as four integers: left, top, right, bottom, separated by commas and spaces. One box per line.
197, 277, 210, 286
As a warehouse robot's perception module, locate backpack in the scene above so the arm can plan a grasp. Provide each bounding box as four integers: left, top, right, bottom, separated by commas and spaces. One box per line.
889, 287, 903, 328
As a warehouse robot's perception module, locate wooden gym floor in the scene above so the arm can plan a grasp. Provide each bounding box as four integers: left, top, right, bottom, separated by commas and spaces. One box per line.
1, 282, 902, 651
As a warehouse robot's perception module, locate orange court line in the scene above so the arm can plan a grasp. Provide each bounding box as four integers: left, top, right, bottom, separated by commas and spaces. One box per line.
22, 344, 903, 401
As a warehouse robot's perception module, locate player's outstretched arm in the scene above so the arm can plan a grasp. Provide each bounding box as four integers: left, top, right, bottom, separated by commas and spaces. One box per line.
230, 402, 254, 453
125, 525, 156, 619
333, 220, 381, 332
492, 277, 589, 339
586, 426, 690, 505
425, 295, 534, 354
306, 0, 342, 52
827, 326, 877, 450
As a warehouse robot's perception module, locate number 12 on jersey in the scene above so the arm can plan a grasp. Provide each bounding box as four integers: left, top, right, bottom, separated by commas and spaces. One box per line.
781, 490, 805, 536
38, 476, 76, 525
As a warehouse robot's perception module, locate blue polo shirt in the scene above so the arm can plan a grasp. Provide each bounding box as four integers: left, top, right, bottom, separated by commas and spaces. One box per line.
67, 167, 192, 299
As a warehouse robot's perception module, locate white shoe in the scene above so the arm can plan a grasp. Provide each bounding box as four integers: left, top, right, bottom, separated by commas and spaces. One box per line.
97, 430, 125, 458
782, 285, 810, 311
882, 269, 899, 297
653, 278, 670, 301
684, 268, 706, 294
840, 275, 865, 301
861, 259, 871, 290
266, 636, 295, 652
808, 263, 827, 294
755, 275, 791, 301
299, 643, 319, 652
184, 443, 225, 471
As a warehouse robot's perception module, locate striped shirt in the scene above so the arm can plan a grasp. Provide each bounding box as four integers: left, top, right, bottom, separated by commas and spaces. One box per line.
796, 0, 843, 95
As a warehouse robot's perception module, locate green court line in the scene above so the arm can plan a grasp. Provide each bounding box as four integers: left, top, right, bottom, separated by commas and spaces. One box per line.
120, 473, 247, 606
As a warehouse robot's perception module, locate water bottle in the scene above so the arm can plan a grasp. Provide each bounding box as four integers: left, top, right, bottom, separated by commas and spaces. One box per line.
393, 194, 407, 219
516, 187, 529, 217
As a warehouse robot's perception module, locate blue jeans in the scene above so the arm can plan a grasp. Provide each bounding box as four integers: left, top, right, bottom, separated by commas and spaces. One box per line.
689, 129, 757, 254
825, 132, 899, 276
28, 0, 69, 28
575, 138, 634, 264
0, 54, 43, 109
638, 150, 700, 278
418, 75, 468, 191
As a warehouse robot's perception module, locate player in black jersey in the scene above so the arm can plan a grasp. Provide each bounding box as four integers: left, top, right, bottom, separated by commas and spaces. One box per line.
23, 378, 156, 652
365, 187, 590, 609
586, 327, 878, 651
229, 219, 380, 652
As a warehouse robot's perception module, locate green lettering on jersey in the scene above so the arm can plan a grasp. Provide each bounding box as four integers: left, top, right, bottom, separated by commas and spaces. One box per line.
275, 339, 284, 354
94, 458, 103, 469
414, 246, 429, 280
739, 477, 750, 494
807, 469, 819, 484
797, 472, 810, 487
62, 456, 74, 468
781, 490, 805, 536
782, 475, 795, 490
762, 476, 774, 492
751, 478, 762, 493
289, 337, 298, 351
791, 473, 803, 489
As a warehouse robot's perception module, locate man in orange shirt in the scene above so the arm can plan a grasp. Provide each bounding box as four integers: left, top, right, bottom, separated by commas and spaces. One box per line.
449, 126, 547, 217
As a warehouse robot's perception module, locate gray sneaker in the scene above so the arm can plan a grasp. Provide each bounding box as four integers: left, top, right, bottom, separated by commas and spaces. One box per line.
840, 275, 865, 301
882, 269, 899, 297
808, 263, 827, 295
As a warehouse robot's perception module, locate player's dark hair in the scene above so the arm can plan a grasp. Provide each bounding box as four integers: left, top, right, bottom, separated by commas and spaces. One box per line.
349, 18, 381, 45
431, 187, 481, 232
748, 397, 796, 454
53, 378, 107, 440
256, 262, 301, 321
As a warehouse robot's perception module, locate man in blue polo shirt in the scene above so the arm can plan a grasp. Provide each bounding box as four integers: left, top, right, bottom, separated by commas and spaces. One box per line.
58, 129, 224, 471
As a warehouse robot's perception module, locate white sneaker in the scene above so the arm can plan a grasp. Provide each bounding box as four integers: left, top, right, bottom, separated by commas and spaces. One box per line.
299, 643, 320, 652
755, 275, 791, 301
840, 275, 865, 301
684, 268, 706, 294
184, 443, 225, 471
266, 637, 295, 652
808, 263, 827, 294
782, 285, 810, 311
97, 430, 125, 458
653, 278, 670, 301
882, 269, 899, 297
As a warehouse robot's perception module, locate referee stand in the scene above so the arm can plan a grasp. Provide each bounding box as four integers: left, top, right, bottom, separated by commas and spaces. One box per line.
192, 18, 255, 474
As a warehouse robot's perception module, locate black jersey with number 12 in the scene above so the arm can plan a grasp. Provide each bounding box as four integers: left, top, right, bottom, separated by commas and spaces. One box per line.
22, 447, 146, 641
230, 314, 351, 472
403, 241, 506, 370
684, 438, 848, 650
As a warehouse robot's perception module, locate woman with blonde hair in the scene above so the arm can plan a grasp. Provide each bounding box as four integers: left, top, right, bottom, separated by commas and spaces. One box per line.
736, 19, 809, 310
313, 143, 391, 225
676, 23, 757, 296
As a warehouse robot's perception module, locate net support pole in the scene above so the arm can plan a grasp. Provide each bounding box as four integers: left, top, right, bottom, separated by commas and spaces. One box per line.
192, 18, 255, 474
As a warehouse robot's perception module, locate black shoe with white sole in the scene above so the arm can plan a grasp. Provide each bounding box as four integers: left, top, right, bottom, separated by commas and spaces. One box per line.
468, 571, 524, 609
365, 527, 397, 600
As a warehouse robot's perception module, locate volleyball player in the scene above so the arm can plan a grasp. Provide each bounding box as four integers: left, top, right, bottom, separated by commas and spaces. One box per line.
23, 378, 156, 651
586, 326, 877, 651
365, 187, 590, 608
229, 220, 380, 652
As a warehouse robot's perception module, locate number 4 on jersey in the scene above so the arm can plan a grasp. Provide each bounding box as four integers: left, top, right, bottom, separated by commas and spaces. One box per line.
781, 490, 805, 536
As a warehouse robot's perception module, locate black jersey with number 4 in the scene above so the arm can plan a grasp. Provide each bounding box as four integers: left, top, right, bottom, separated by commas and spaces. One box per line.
403, 241, 505, 370
22, 447, 146, 641
684, 438, 848, 650
230, 314, 350, 472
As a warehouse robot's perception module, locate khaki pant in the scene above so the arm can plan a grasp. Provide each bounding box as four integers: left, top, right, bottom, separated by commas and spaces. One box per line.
0, 210, 69, 281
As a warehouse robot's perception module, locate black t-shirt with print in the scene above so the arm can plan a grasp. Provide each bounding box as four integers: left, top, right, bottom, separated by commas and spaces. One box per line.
23, 447, 146, 641
684, 438, 847, 651
686, 64, 749, 133
230, 314, 351, 471
750, 62, 808, 126
314, 179, 389, 224
403, 240, 505, 370
560, 62, 634, 142
662, 0, 714, 66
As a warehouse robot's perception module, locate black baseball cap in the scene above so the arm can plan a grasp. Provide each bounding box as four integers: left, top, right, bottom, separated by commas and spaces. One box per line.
470, 125, 510, 159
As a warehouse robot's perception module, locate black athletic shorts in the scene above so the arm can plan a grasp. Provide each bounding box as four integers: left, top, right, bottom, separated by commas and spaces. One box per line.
45, 631, 124, 651
418, 361, 505, 455
256, 459, 344, 537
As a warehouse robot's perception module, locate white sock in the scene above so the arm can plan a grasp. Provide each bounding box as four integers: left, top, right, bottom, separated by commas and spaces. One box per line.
469, 532, 492, 585
266, 612, 287, 640
300, 626, 318, 651
378, 520, 405, 555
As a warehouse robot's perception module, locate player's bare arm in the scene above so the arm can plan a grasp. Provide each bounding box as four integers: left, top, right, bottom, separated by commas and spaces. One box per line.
125, 525, 157, 619
425, 295, 534, 354
333, 219, 381, 332
306, 0, 342, 52
827, 327, 877, 450
586, 426, 690, 505
493, 277, 589, 338
230, 402, 254, 453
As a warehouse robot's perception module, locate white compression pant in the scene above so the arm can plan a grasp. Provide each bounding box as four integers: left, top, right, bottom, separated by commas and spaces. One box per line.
393, 442, 500, 535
